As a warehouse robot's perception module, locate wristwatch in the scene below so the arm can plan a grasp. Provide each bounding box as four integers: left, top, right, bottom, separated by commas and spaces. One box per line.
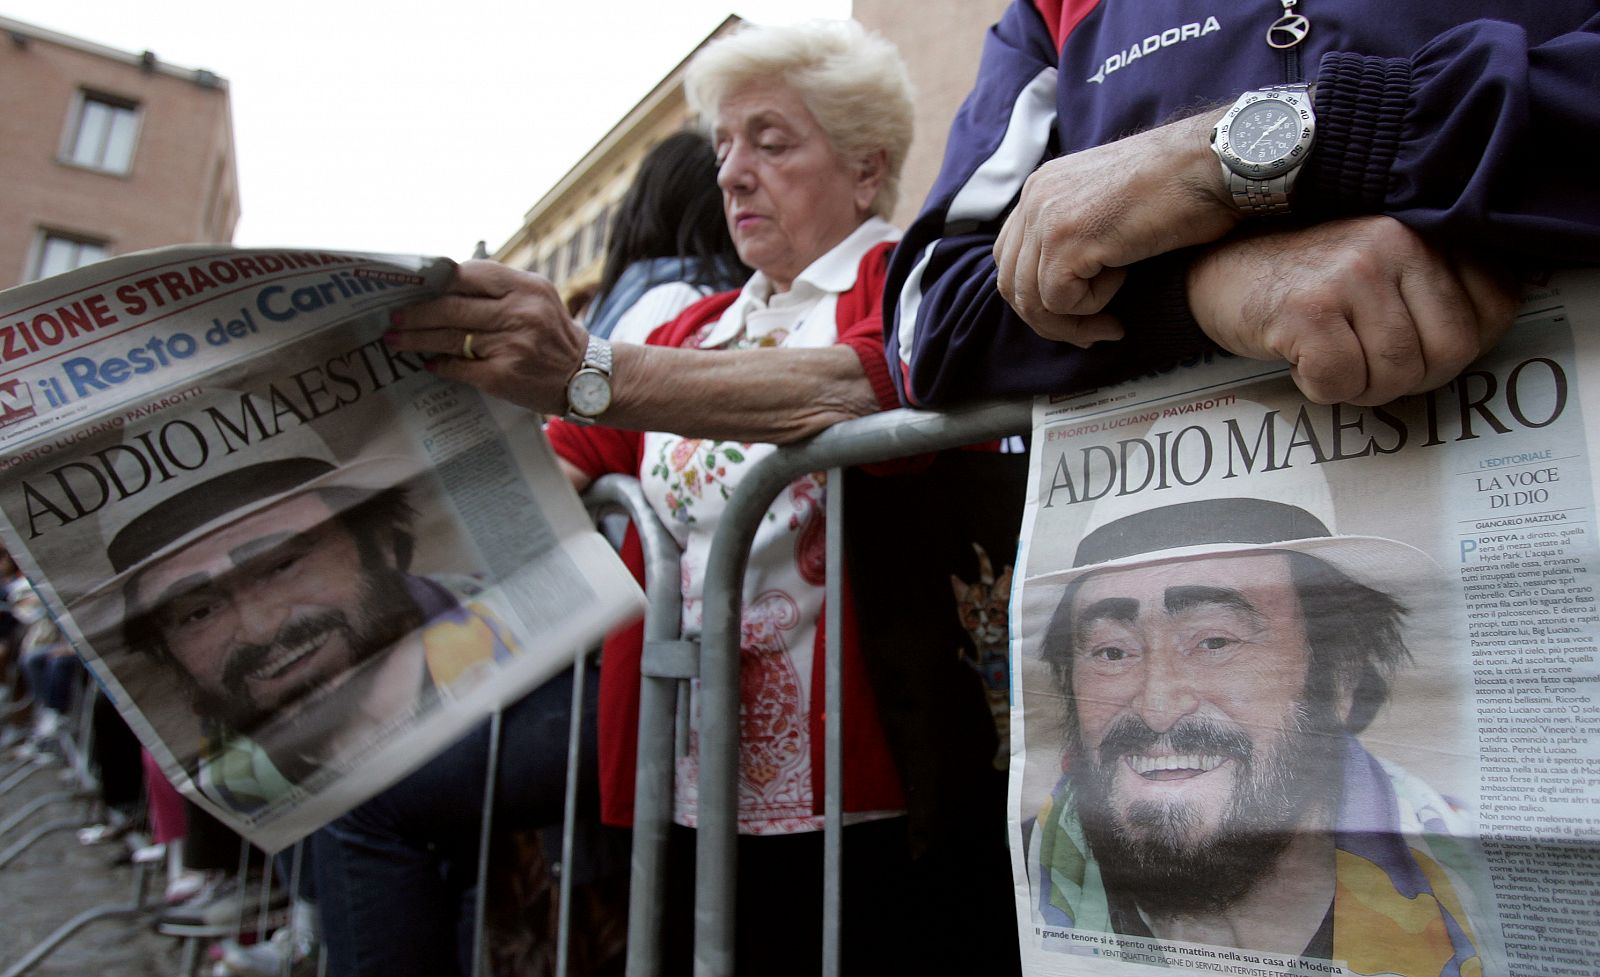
563, 336, 613, 425
1210, 84, 1315, 216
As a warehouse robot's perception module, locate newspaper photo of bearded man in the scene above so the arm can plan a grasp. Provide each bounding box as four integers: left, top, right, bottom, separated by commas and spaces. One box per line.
1022, 399, 1496, 977
94, 392, 518, 813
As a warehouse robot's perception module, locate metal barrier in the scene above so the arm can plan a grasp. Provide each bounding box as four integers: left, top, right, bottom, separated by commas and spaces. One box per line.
157, 837, 299, 977
582, 474, 687, 977
460, 473, 680, 977
468, 468, 684, 977
0, 860, 154, 977
0, 676, 153, 977
675, 400, 1030, 976
0, 672, 98, 869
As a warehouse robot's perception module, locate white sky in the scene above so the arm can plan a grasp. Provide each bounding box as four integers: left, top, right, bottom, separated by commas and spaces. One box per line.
3, 0, 851, 259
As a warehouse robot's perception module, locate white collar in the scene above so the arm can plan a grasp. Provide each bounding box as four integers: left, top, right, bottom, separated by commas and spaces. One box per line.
704, 217, 901, 349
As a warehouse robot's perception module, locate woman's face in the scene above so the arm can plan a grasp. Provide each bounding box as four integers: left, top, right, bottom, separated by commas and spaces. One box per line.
712, 82, 880, 293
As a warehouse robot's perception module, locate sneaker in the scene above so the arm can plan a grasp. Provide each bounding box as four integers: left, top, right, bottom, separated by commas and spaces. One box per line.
77, 810, 134, 846
132, 841, 168, 865
162, 875, 289, 929
11, 738, 59, 765
32, 708, 61, 739
164, 868, 212, 905
220, 926, 319, 977
159, 873, 235, 926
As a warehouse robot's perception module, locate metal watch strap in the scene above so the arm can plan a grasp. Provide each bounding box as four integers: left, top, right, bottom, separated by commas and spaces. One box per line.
581, 335, 613, 377
562, 336, 613, 425
1223, 166, 1297, 216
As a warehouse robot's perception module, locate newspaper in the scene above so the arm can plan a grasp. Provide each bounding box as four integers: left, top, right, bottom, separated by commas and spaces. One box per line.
1011, 270, 1600, 977
0, 247, 645, 851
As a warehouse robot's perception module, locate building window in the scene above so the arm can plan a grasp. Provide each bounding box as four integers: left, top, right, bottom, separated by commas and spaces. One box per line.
566, 233, 584, 280
589, 207, 611, 262
32, 232, 109, 281
64, 93, 141, 174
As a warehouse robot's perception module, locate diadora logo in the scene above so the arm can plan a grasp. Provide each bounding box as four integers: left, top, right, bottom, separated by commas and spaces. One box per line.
1086, 16, 1221, 84
0, 377, 38, 428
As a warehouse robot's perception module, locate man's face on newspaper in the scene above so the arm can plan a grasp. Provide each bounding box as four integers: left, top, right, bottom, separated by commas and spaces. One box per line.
1063, 551, 1343, 908
130, 492, 415, 731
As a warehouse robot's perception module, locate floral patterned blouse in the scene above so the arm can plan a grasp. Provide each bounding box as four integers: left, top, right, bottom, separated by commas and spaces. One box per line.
548, 218, 907, 835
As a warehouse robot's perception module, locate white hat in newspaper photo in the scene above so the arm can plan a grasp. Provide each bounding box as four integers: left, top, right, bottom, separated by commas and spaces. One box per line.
81, 389, 420, 608
1023, 399, 1443, 614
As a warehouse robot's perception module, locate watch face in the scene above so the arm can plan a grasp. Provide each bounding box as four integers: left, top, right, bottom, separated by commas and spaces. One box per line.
1227, 99, 1302, 165
569, 368, 612, 417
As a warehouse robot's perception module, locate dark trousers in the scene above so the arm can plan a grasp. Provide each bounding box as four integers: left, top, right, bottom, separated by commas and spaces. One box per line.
22, 652, 80, 714
661, 817, 923, 977
91, 693, 144, 812
184, 797, 250, 872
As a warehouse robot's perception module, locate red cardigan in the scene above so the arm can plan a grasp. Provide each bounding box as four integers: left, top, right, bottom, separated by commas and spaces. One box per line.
548, 242, 905, 827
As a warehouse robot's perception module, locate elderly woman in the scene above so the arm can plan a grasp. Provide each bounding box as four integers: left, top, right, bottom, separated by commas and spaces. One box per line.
388, 19, 915, 975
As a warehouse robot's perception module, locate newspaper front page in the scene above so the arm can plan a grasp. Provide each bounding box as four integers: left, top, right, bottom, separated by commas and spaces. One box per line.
0, 247, 645, 851
1011, 271, 1600, 977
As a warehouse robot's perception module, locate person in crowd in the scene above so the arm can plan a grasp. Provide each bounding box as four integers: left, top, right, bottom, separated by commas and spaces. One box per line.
74, 691, 147, 847
137, 748, 212, 904
153, 798, 270, 929
0, 547, 20, 704
307, 79, 751, 977
886, 3, 1600, 410
0, 548, 37, 754
386, 18, 917, 975
103, 416, 518, 812
9, 577, 83, 762
1028, 483, 1486, 973
583, 129, 749, 343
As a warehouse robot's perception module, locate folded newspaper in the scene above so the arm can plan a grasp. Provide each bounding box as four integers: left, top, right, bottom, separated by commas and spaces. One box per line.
0, 247, 645, 851
1011, 271, 1600, 977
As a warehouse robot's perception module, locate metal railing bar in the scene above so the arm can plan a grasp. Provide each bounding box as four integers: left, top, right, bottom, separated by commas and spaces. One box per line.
640, 640, 700, 680
0, 789, 82, 841
0, 860, 152, 977
821, 466, 844, 977
555, 650, 588, 977
0, 816, 82, 870
469, 707, 504, 977
583, 474, 685, 977
0, 757, 51, 798
693, 401, 1031, 975
284, 842, 305, 977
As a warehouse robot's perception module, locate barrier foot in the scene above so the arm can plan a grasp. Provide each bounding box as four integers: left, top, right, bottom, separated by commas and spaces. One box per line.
0, 863, 152, 977
0, 760, 51, 798
0, 789, 83, 841
0, 815, 83, 869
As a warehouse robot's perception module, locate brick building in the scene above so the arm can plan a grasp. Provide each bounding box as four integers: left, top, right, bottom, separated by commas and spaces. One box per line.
0, 15, 239, 290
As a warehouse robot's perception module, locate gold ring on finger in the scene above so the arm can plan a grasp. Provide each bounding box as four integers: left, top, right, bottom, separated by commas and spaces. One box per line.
462, 332, 477, 360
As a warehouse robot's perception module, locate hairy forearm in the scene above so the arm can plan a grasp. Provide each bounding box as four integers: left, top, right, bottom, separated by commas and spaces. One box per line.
604, 343, 879, 444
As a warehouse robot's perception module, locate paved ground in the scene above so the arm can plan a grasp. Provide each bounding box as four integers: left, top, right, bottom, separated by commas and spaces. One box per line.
0, 755, 180, 977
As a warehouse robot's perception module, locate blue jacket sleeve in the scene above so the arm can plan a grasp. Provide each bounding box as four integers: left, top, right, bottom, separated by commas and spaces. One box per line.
886, 6, 1600, 408
1304, 13, 1600, 262
883, 1, 1215, 408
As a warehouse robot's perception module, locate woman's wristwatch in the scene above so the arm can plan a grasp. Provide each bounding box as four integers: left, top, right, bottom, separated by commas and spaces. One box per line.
1210, 83, 1316, 216
563, 336, 613, 425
